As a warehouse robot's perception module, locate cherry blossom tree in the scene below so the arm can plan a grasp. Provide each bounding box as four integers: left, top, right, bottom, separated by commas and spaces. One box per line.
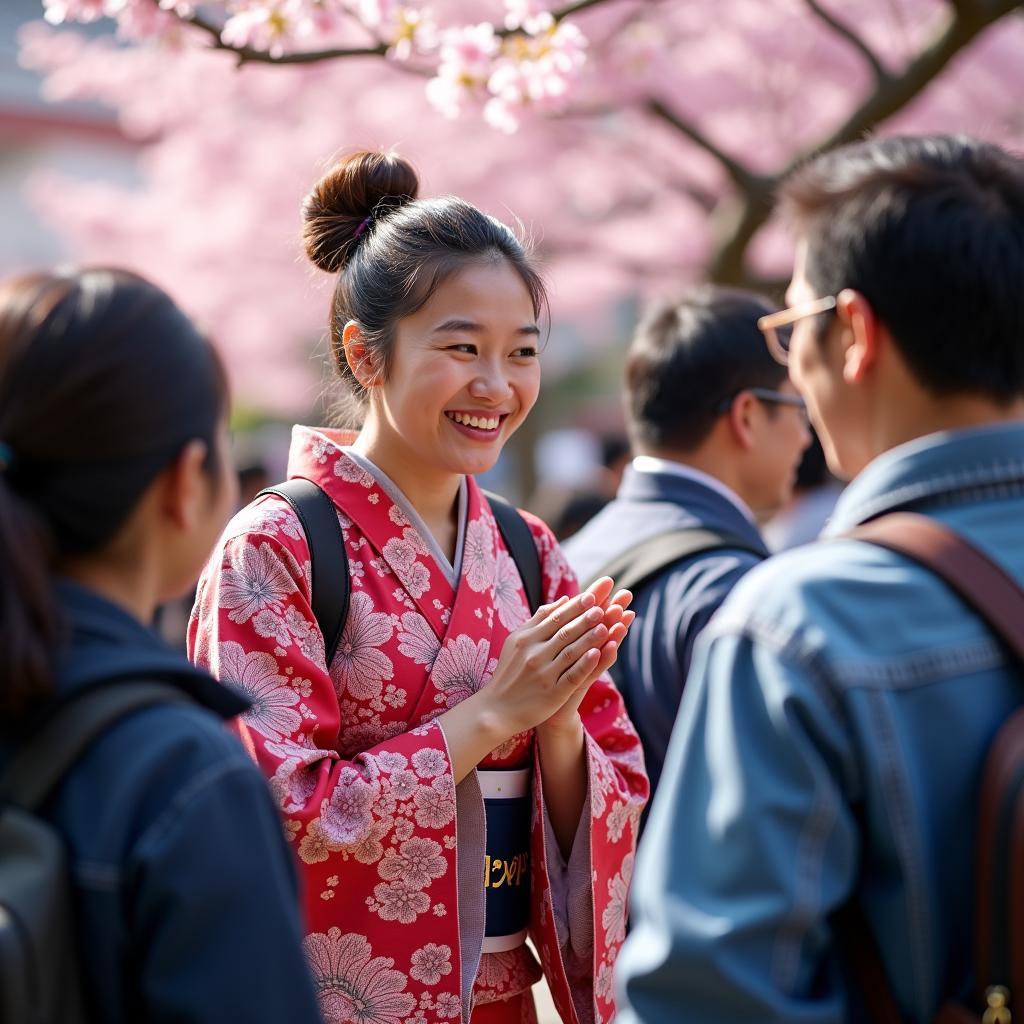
20, 0, 1024, 411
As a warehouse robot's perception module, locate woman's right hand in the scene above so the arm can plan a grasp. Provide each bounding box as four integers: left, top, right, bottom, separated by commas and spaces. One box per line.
479, 579, 617, 736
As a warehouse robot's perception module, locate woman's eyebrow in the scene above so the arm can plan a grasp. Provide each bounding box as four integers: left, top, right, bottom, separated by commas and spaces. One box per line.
433, 318, 482, 333
432, 319, 541, 336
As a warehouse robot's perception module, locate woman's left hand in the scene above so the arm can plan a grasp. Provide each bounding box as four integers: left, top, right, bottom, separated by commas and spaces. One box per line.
536, 579, 634, 737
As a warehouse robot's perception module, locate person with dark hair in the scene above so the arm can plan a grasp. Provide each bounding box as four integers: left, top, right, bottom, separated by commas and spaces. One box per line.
618, 134, 1024, 1022
565, 286, 810, 799
0, 269, 322, 1023
189, 150, 648, 1024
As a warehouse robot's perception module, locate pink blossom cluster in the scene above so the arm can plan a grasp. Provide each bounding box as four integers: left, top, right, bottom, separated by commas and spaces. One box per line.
40, 0, 589, 130
426, 3, 588, 132
43, 0, 187, 40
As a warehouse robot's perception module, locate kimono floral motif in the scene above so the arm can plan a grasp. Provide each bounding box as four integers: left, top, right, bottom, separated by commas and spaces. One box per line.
188, 426, 648, 1024
321, 767, 378, 848
219, 538, 298, 623
369, 879, 432, 923
303, 928, 416, 1024
216, 641, 300, 742
397, 611, 441, 669
493, 549, 530, 631
463, 516, 497, 592
378, 837, 447, 887
602, 852, 634, 948
331, 591, 395, 701
410, 943, 453, 985
431, 634, 497, 708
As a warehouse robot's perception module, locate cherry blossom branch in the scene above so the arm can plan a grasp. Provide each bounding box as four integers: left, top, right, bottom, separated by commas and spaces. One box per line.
795, 0, 1023, 164
803, 0, 889, 82
177, 6, 388, 65
645, 98, 766, 193
704, 0, 1023, 283
173, 0, 625, 67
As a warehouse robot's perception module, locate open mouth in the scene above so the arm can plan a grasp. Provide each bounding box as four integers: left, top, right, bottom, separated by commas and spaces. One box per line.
444, 410, 507, 437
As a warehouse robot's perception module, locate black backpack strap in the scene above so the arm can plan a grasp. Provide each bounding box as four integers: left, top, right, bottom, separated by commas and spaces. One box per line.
1, 681, 189, 812
591, 527, 766, 596
483, 490, 543, 615
259, 479, 350, 666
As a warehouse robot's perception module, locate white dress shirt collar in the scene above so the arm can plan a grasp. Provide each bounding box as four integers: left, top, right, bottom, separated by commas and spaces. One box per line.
631, 455, 757, 526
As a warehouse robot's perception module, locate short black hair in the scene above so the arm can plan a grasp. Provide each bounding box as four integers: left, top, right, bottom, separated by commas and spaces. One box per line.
780, 134, 1024, 401
625, 286, 787, 451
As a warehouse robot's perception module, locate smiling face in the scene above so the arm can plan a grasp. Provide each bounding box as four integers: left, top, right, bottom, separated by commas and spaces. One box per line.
358, 258, 542, 485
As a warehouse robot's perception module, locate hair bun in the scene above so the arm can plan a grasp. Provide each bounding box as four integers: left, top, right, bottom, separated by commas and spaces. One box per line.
302, 150, 420, 274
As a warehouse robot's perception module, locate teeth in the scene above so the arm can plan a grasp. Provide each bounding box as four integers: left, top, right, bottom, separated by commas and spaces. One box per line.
448, 412, 500, 430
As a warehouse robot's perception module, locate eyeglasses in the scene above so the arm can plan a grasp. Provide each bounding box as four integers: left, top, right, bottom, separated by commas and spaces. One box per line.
715, 387, 808, 422
757, 296, 837, 365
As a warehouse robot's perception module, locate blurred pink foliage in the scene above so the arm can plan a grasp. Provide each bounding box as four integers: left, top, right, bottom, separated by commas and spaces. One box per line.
20, 0, 1024, 413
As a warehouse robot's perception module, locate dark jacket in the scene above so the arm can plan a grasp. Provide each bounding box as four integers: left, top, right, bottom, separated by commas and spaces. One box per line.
0, 581, 322, 1024
564, 465, 768, 796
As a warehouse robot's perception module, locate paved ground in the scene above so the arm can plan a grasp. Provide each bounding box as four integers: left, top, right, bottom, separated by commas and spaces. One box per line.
535, 977, 560, 1022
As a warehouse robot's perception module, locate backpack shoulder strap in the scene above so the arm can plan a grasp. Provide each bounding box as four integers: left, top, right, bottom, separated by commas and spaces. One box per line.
850, 511, 1024, 662
590, 527, 766, 597
1, 681, 189, 812
847, 510, 1024, 1017
259, 479, 350, 666
483, 490, 543, 615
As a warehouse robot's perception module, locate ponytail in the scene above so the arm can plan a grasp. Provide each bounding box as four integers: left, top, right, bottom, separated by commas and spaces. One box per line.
0, 476, 58, 716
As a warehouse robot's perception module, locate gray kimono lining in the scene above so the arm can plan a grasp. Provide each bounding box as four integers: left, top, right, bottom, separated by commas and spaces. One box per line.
343, 447, 468, 587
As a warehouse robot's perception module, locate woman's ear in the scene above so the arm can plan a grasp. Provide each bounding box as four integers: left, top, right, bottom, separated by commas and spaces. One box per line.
342, 322, 379, 389
158, 440, 209, 531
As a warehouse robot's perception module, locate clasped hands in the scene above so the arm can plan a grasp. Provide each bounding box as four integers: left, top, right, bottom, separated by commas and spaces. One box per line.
485, 577, 634, 738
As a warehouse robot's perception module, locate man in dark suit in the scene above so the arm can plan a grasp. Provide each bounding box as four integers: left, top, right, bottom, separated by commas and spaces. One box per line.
564, 287, 811, 799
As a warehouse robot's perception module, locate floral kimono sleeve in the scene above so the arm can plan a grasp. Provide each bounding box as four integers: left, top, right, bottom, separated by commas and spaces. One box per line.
523, 515, 650, 1024
188, 499, 467, 1023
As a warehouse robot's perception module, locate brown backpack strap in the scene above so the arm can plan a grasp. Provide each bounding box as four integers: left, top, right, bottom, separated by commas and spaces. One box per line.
847, 511, 1024, 1022
850, 512, 1024, 662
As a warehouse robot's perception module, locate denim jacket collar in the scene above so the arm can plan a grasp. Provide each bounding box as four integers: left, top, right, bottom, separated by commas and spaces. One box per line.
824, 421, 1024, 536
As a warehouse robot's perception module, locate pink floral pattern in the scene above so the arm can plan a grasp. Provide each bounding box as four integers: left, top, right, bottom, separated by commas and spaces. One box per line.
188, 425, 648, 1024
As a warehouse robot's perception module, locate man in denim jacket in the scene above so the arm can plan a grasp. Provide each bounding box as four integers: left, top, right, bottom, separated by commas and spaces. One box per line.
617, 135, 1024, 1022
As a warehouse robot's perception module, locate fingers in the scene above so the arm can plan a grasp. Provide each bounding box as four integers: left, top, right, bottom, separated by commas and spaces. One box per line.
525, 594, 568, 627
584, 576, 615, 606
533, 589, 598, 642
589, 639, 621, 682
557, 646, 601, 691
553, 622, 609, 674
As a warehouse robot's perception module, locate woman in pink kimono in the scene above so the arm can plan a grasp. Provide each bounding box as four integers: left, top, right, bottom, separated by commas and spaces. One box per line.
189, 150, 648, 1024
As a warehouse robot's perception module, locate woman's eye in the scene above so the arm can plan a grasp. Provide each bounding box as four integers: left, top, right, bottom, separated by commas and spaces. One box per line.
448, 343, 476, 355
512, 346, 539, 359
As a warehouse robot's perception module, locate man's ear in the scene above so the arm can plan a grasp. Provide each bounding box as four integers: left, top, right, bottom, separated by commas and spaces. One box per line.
342, 321, 379, 389
835, 288, 881, 384
726, 390, 758, 451
158, 440, 208, 531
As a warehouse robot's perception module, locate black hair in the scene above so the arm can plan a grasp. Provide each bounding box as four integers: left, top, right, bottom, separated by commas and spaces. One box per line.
302, 149, 547, 424
0, 268, 227, 716
779, 134, 1024, 400
625, 286, 787, 451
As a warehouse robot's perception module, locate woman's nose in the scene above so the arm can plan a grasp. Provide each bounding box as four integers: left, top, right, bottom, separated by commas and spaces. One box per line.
469, 365, 513, 400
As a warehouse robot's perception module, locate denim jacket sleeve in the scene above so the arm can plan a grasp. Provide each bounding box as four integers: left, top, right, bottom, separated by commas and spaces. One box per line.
129, 752, 323, 1023
617, 621, 860, 1024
